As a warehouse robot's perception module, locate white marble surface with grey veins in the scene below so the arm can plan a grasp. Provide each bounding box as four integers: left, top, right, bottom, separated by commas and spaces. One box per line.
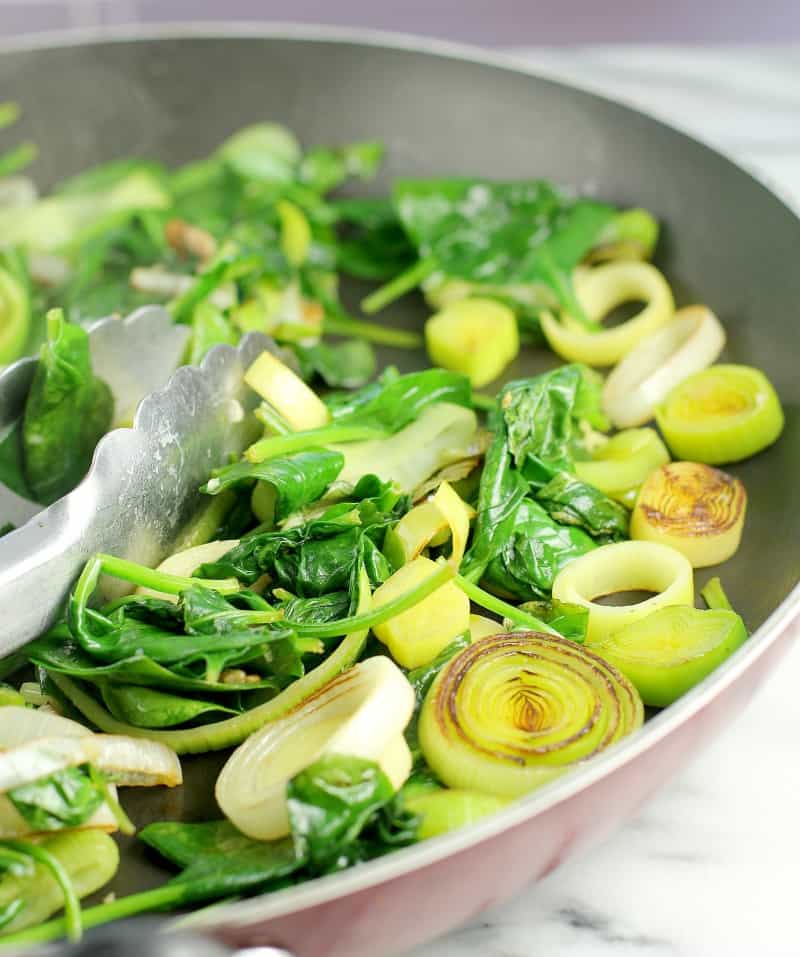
409, 46, 800, 957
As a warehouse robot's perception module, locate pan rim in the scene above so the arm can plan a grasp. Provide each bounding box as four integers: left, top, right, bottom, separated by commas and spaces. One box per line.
2, 19, 799, 929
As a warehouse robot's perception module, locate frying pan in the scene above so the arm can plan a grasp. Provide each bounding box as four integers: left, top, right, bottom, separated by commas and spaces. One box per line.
1, 25, 799, 957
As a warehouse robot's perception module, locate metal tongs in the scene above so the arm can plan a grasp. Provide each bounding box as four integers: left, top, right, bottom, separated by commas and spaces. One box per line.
0, 306, 271, 654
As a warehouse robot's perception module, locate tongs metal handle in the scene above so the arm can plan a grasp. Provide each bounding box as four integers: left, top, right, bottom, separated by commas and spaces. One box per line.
0, 313, 270, 655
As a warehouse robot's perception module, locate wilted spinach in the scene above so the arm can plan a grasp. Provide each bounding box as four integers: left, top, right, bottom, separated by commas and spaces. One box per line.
22, 311, 113, 505
8, 766, 105, 832
463, 365, 623, 589
482, 498, 597, 600
536, 471, 629, 542
201, 448, 345, 520
365, 178, 615, 323
199, 476, 407, 597
517, 599, 589, 642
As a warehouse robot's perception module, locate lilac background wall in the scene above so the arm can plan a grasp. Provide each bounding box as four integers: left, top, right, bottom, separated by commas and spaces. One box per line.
2, 0, 800, 43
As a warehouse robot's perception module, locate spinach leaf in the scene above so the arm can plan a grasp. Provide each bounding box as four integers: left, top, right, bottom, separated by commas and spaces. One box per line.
500, 364, 608, 485
331, 197, 416, 281
202, 448, 345, 521
274, 591, 351, 625
299, 141, 383, 194
464, 366, 621, 587
536, 471, 629, 542
199, 477, 407, 595
141, 819, 299, 897
287, 754, 418, 873
100, 683, 239, 728
293, 338, 376, 389
482, 498, 597, 600
392, 178, 615, 317
68, 575, 303, 685
22, 311, 113, 505
8, 766, 104, 832
460, 421, 527, 584
323, 365, 400, 420
0, 421, 31, 501
518, 599, 589, 642
332, 368, 471, 432
26, 631, 280, 693
141, 755, 418, 896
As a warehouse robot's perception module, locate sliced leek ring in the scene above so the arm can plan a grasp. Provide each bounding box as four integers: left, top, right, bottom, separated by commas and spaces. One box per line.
541, 261, 674, 366
551, 540, 694, 644
630, 462, 746, 568
244, 350, 330, 431
215, 656, 414, 840
135, 539, 240, 602
656, 364, 784, 464
603, 305, 726, 427
574, 428, 670, 502
419, 633, 643, 798
0, 707, 182, 790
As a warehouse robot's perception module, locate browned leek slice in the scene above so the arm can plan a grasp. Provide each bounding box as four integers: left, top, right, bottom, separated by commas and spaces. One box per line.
630, 462, 746, 568
418, 632, 643, 798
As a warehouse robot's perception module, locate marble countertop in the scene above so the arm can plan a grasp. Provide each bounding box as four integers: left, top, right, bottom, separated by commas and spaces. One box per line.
410, 46, 800, 957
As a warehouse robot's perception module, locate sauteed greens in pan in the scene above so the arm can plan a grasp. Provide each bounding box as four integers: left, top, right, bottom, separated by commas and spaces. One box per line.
0, 109, 786, 944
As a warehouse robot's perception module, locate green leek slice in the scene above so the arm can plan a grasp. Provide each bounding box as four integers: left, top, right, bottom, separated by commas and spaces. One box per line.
403, 788, 511, 838
574, 428, 669, 503
425, 298, 519, 388
590, 605, 747, 707
656, 364, 784, 464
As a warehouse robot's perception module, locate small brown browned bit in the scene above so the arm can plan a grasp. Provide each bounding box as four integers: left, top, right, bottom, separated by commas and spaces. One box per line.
165, 218, 218, 263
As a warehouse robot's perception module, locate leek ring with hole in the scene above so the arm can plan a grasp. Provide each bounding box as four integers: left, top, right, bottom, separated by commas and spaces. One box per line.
418, 632, 643, 798
602, 305, 726, 427
551, 540, 693, 644
215, 656, 414, 840
590, 605, 747, 706
656, 364, 784, 464
541, 261, 674, 366
574, 428, 670, 502
630, 462, 746, 567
